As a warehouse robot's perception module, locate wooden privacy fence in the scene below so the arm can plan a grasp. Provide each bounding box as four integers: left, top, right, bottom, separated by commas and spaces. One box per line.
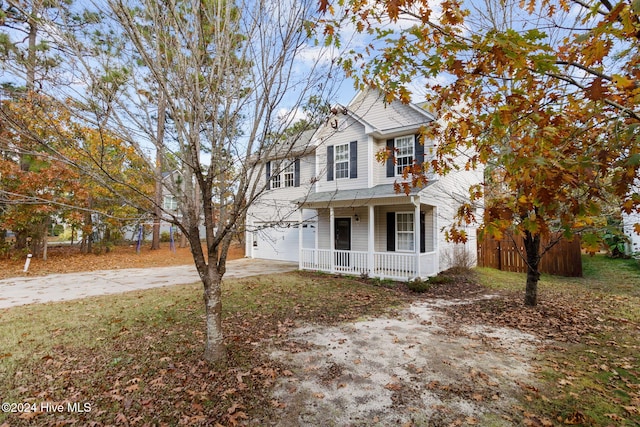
477, 234, 582, 277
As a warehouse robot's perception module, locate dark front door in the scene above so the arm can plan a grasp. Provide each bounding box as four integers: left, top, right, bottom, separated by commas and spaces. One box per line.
334, 218, 351, 267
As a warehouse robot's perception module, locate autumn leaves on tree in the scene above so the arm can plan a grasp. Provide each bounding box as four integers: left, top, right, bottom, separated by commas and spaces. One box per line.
318, 0, 640, 305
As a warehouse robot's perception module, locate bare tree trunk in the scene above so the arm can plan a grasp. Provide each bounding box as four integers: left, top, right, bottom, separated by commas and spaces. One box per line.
203, 270, 225, 362
151, 91, 166, 250
81, 197, 93, 254
524, 230, 541, 306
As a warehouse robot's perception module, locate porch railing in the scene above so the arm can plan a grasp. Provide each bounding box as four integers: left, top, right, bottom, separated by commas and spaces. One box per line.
300, 248, 438, 280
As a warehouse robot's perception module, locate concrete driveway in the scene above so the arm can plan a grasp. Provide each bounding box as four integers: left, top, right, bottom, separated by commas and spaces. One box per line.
0, 258, 298, 309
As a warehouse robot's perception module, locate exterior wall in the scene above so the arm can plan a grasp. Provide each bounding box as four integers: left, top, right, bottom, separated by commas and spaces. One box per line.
246, 151, 316, 225
315, 115, 370, 192
419, 164, 484, 270
315, 207, 369, 252
315, 204, 435, 254
348, 90, 431, 130
372, 136, 437, 187
623, 211, 640, 255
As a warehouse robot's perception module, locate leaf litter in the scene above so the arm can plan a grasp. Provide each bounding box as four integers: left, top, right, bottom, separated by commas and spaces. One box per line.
269, 294, 541, 426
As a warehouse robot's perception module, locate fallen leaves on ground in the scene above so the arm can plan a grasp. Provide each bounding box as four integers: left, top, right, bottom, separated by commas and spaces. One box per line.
0, 243, 244, 280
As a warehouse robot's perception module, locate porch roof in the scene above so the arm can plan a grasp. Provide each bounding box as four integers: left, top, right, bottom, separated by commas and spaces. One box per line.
294, 183, 434, 208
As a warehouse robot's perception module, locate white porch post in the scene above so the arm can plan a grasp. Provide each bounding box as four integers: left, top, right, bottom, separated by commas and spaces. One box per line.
247, 220, 253, 258
368, 205, 375, 277
298, 209, 303, 270
433, 206, 439, 274
314, 210, 319, 269
330, 207, 335, 273
414, 201, 421, 279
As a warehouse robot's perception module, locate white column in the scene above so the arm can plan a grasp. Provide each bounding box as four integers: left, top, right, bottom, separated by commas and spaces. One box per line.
433, 206, 439, 274
330, 207, 335, 273
298, 209, 303, 270
368, 205, 375, 277
415, 202, 421, 279
314, 210, 319, 269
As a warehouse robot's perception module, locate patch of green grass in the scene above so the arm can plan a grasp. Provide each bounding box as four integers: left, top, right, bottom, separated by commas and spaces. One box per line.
0, 271, 407, 425
476, 254, 640, 426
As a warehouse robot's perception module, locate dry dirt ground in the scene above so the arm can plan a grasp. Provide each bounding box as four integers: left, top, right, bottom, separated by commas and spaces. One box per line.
269, 294, 541, 426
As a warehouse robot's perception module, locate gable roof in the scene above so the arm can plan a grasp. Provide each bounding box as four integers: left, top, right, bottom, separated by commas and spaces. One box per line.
342, 89, 435, 139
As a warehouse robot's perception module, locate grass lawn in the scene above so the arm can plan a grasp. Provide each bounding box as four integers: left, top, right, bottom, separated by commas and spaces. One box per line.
476, 254, 640, 426
0, 255, 638, 426
0, 272, 408, 426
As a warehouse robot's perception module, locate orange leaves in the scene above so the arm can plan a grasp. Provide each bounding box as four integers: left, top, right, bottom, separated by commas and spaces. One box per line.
586, 77, 607, 101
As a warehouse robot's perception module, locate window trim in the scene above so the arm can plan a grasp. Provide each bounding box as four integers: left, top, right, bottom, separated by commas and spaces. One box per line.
395, 211, 415, 252
271, 171, 281, 188
334, 143, 350, 179
395, 135, 414, 176
283, 162, 295, 187
163, 195, 178, 211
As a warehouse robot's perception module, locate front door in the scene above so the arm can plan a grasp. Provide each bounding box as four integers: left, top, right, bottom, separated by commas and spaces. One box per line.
335, 218, 351, 267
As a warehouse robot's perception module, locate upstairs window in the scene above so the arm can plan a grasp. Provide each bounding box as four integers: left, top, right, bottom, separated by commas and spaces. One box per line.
395, 136, 414, 176
271, 164, 281, 188
267, 159, 300, 189
163, 195, 178, 210
335, 143, 349, 179
284, 162, 295, 187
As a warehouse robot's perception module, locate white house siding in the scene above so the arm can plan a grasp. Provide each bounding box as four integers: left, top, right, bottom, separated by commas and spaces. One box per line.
373, 204, 435, 253
245, 151, 317, 261
349, 90, 430, 130
315, 207, 370, 252
372, 136, 437, 187
623, 211, 640, 255
246, 152, 316, 225
418, 166, 484, 270
315, 116, 369, 192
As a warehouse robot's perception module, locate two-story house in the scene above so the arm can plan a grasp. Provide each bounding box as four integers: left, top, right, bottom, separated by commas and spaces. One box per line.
245, 89, 483, 280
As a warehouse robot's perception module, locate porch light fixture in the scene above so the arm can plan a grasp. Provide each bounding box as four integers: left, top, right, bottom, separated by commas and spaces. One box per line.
354, 214, 360, 222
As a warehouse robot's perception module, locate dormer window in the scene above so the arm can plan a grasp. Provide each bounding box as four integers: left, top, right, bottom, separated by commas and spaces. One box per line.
395, 136, 414, 176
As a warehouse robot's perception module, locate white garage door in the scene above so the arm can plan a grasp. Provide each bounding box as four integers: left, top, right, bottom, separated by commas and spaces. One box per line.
252, 223, 296, 262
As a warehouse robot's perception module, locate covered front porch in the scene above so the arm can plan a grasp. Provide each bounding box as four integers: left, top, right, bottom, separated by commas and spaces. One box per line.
299, 248, 438, 281
295, 185, 439, 281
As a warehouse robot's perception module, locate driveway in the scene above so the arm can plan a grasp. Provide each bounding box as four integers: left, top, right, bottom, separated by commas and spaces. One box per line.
0, 258, 298, 309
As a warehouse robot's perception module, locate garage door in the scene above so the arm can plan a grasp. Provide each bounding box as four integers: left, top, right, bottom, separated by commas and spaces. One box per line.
251, 223, 296, 262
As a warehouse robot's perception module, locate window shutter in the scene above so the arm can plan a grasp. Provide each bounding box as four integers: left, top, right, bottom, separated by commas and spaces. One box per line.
294, 158, 301, 187
266, 161, 271, 190
386, 139, 395, 177
386, 212, 395, 252
420, 211, 426, 253
415, 134, 424, 165
327, 146, 334, 181
349, 140, 357, 179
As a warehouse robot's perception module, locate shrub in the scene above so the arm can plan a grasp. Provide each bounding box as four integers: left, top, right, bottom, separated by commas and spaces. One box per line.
160, 231, 172, 242
427, 275, 453, 285
407, 278, 431, 293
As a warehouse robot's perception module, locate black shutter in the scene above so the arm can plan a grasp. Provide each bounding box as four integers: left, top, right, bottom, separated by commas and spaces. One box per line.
415, 134, 424, 165
294, 158, 301, 187
327, 146, 334, 181
420, 211, 426, 253
386, 212, 395, 252
386, 139, 395, 177
349, 140, 357, 179
266, 161, 271, 190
